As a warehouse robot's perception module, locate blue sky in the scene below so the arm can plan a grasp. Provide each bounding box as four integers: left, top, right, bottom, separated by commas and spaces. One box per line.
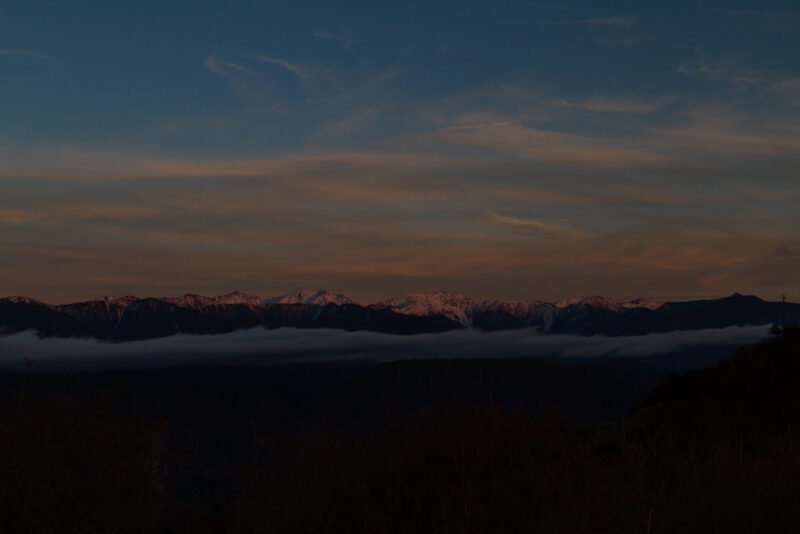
1, 1, 799, 303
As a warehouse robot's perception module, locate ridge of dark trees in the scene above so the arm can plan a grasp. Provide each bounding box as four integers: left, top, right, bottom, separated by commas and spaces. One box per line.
1, 325, 799, 533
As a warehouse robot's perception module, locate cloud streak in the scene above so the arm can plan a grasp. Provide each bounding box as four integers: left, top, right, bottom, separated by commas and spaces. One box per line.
549, 97, 659, 113
485, 212, 589, 237
428, 119, 669, 168
0, 145, 465, 180
251, 54, 311, 80
204, 54, 255, 78
677, 59, 760, 88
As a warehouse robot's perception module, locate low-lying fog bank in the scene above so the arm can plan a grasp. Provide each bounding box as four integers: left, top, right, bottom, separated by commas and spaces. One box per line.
0, 324, 770, 371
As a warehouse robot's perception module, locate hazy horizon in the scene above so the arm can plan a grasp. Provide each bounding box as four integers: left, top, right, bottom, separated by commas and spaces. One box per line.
1, 287, 790, 308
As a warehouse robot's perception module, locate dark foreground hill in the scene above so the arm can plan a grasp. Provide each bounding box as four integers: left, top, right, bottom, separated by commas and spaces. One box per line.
0, 357, 663, 507
1, 327, 799, 532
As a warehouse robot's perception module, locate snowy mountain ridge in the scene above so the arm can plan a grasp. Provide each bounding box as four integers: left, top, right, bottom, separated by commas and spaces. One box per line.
1, 290, 785, 341
374, 291, 663, 326
9, 290, 673, 327
166, 291, 263, 308
262, 290, 353, 306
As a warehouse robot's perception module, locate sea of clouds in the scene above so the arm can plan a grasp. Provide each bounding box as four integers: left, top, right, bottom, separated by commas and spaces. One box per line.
0, 324, 771, 371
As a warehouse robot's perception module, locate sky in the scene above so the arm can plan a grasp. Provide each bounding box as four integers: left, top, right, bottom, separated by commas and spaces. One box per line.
1, 0, 799, 304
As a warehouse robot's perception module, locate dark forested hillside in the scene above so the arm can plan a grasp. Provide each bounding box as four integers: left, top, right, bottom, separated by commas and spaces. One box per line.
2, 328, 800, 532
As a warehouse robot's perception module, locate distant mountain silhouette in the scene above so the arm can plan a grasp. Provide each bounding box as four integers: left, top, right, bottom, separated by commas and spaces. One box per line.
1, 291, 797, 341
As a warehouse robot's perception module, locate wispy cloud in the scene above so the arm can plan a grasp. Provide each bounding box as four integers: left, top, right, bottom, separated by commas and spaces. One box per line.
251, 53, 311, 80
772, 77, 800, 105
204, 53, 255, 78
313, 107, 380, 139
0, 209, 53, 226
655, 109, 800, 156
0, 48, 50, 60
549, 97, 659, 113
0, 204, 162, 227
0, 145, 467, 180
369, 65, 407, 87
485, 212, 589, 237
677, 59, 760, 88
314, 32, 358, 48
203, 53, 294, 113
569, 16, 634, 28
425, 117, 669, 168
8, 105, 797, 184
418, 79, 800, 168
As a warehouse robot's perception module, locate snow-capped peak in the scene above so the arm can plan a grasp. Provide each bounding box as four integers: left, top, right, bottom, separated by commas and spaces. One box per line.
556, 296, 624, 312
378, 290, 479, 325
554, 296, 664, 313
167, 291, 262, 308
2, 296, 49, 306
555, 296, 583, 309
262, 290, 353, 306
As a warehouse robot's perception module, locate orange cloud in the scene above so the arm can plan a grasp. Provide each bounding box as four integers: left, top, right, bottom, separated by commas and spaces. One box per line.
484, 212, 590, 237
429, 120, 669, 168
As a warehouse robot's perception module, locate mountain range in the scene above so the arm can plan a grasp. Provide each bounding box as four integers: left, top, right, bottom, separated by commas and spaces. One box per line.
1, 290, 796, 341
